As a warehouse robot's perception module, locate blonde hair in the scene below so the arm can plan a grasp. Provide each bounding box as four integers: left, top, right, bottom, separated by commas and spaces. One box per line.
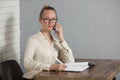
39, 5, 57, 19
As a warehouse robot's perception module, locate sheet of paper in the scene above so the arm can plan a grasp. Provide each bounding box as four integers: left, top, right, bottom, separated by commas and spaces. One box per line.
64, 62, 89, 72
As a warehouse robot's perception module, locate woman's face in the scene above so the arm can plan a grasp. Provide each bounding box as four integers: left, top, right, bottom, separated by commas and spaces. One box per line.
40, 10, 57, 32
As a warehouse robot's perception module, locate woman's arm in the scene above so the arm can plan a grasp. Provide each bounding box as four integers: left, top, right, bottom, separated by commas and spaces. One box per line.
24, 38, 51, 71
54, 23, 75, 63
58, 41, 75, 63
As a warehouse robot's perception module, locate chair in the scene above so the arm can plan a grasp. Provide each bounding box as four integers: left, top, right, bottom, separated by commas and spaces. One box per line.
0, 60, 27, 80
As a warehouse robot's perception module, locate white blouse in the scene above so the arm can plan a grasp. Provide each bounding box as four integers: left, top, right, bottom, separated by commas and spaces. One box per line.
23, 31, 74, 79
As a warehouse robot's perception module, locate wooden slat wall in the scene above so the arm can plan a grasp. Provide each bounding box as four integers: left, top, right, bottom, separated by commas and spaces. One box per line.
0, 0, 20, 62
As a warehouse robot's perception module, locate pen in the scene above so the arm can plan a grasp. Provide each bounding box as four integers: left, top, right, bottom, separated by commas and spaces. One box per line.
55, 57, 63, 64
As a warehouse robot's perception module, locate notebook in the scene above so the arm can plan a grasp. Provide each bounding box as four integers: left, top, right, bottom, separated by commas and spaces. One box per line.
64, 62, 89, 72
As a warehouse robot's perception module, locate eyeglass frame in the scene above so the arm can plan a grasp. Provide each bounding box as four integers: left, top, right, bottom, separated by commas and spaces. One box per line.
41, 17, 58, 23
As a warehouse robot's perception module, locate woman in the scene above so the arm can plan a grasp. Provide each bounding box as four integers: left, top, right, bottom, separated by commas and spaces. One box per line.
23, 5, 74, 79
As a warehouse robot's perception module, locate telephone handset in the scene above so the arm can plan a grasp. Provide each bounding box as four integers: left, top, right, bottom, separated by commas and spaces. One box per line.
53, 22, 57, 32
53, 26, 56, 32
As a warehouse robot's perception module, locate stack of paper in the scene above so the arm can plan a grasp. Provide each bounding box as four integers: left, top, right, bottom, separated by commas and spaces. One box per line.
64, 62, 89, 72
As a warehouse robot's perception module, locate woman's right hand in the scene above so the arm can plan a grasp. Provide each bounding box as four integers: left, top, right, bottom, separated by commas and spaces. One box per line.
50, 64, 67, 71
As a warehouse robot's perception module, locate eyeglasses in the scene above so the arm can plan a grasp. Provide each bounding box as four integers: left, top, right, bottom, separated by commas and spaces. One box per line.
42, 18, 58, 23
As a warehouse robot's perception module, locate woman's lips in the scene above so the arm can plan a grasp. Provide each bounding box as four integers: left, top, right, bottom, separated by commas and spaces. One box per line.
48, 26, 53, 29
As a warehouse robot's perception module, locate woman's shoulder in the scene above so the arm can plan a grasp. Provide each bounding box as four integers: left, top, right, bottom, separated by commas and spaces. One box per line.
28, 32, 42, 41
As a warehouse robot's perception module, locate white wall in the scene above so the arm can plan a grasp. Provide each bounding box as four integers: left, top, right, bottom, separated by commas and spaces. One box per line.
20, 0, 120, 79
0, 0, 20, 62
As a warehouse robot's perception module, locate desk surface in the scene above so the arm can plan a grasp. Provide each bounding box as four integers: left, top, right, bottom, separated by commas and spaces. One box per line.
34, 59, 120, 80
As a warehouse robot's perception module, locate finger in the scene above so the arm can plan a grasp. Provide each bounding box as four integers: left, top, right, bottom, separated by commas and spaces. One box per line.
60, 65, 66, 70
